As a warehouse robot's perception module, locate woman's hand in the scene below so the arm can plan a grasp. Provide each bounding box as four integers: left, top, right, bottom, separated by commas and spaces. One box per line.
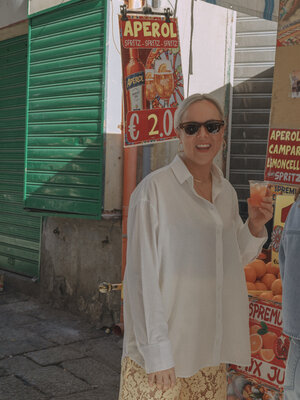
148, 367, 176, 391
248, 186, 273, 237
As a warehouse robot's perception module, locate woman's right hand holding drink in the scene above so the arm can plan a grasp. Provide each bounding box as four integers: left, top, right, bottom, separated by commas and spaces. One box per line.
249, 180, 269, 207
247, 181, 273, 237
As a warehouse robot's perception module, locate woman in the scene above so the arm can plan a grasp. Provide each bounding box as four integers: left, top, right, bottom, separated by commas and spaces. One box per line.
119, 93, 273, 399
279, 187, 300, 400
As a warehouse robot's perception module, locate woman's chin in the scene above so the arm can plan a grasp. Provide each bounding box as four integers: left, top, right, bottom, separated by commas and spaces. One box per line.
184, 152, 217, 167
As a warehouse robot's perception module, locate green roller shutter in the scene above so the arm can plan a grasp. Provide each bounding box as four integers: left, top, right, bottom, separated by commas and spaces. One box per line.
0, 35, 41, 278
24, 0, 107, 219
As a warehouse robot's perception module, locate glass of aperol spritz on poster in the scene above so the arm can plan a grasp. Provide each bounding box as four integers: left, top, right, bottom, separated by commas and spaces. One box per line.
249, 180, 268, 207
154, 59, 174, 107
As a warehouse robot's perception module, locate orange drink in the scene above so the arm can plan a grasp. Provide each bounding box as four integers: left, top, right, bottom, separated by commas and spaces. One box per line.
249, 180, 268, 207
154, 73, 174, 99
154, 59, 174, 106
145, 69, 156, 102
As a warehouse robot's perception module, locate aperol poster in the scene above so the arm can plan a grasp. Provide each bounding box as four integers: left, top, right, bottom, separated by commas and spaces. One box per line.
264, 127, 300, 185
119, 14, 184, 146
230, 298, 290, 391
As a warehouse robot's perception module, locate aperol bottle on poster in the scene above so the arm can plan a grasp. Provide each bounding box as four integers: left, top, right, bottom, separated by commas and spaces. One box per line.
125, 48, 146, 111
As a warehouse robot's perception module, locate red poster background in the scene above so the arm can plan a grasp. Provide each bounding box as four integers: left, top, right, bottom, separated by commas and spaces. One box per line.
264, 128, 300, 185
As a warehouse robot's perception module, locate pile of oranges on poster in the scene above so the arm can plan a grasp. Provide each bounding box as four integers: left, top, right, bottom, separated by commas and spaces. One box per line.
244, 256, 282, 302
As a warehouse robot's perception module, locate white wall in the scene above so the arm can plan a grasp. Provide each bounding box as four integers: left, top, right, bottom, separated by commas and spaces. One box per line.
0, 0, 27, 29
28, 0, 73, 15
106, 0, 124, 135
103, 0, 124, 211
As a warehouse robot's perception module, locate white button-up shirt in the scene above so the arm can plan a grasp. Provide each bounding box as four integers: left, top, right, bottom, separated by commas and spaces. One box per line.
122, 155, 267, 378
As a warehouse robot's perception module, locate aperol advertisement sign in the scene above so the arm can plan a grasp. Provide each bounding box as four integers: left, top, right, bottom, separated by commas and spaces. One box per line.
119, 14, 184, 146
230, 298, 290, 391
264, 128, 300, 185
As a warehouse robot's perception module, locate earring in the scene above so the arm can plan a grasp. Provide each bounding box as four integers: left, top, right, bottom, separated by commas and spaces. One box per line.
178, 141, 184, 153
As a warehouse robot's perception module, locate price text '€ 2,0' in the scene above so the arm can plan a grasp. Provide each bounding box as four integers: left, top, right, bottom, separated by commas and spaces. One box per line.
125, 108, 177, 146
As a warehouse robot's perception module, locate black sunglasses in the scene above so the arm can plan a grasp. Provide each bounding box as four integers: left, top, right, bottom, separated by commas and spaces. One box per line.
179, 120, 225, 135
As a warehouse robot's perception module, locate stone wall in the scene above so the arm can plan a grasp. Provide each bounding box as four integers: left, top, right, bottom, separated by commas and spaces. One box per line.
39, 216, 122, 327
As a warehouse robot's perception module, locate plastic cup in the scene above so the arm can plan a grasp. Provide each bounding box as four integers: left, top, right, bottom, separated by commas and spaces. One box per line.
249, 180, 268, 207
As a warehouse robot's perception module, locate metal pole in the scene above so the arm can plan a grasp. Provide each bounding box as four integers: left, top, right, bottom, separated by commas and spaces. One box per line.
142, 144, 153, 178
151, 0, 161, 8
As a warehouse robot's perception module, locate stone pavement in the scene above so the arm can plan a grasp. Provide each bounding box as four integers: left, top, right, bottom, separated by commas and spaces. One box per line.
0, 289, 123, 400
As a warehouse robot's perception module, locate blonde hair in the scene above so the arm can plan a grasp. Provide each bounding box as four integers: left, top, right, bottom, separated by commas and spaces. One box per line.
174, 93, 224, 130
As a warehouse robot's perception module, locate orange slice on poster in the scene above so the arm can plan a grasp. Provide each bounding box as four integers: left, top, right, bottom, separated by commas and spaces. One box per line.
260, 348, 275, 362
250, 333, 263, 355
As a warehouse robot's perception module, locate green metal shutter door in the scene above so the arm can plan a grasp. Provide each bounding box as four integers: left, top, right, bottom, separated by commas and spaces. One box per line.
0, 35, 41, 278
24, 0, 107, 219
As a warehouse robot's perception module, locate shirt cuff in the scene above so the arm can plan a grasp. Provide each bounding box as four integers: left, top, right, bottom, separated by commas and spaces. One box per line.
241, 220, 268, 262
246, 219, 268, 240
140, 340, 175, 374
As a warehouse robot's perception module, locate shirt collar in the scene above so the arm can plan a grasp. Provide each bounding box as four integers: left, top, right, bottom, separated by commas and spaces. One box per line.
170, 154, 224, 185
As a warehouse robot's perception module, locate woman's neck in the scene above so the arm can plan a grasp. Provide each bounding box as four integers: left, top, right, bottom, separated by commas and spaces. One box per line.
180, 155, 212, 183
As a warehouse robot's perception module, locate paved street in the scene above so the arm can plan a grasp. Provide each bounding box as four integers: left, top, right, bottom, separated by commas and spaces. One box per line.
0, 289, 122, 400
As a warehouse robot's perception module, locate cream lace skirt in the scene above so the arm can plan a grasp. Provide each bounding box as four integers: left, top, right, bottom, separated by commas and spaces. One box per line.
118, 357, 227, 400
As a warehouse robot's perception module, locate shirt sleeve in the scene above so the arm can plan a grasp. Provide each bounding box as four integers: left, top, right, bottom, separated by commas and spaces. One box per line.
232, 188, 268, 266
124, 199, 174, 374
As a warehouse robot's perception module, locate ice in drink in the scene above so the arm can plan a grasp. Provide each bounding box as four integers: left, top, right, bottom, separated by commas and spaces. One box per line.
154, 60, 174, 104
249, 180, 268, 207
